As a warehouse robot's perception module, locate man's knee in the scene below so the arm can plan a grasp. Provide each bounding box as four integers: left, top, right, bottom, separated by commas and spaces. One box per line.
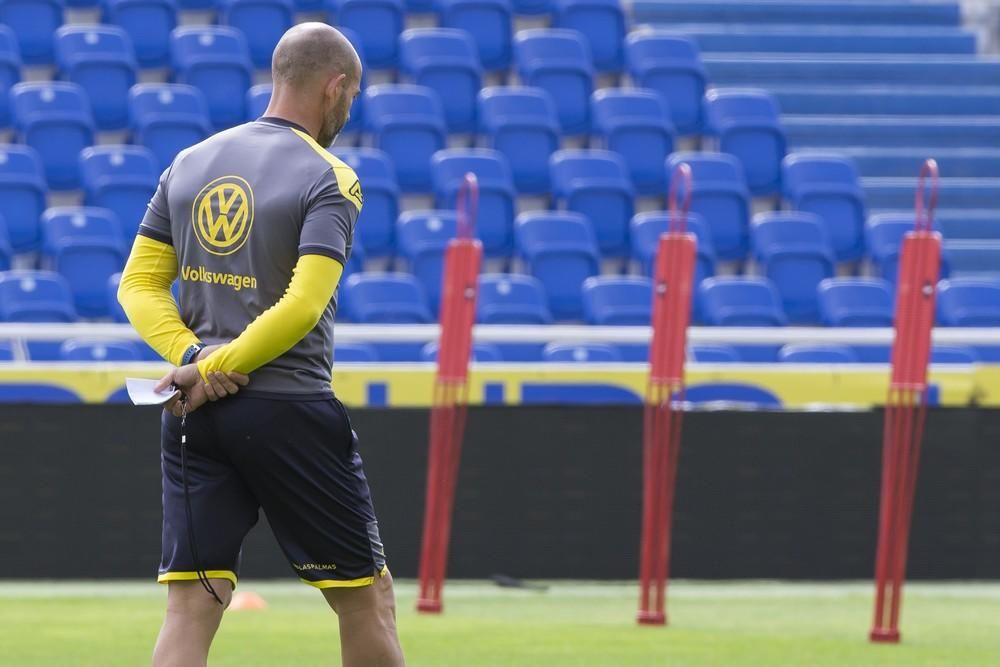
322, 571, 397, 618
166, 580, 233, 617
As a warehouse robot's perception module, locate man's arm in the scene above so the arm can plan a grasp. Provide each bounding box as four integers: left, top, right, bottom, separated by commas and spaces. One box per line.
117, 235, 202, 366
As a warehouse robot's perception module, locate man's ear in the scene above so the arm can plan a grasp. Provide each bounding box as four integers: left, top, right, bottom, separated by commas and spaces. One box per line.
326, 73, 347, 101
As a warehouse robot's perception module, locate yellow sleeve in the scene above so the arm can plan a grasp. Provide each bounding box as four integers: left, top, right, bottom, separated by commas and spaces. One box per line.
197, 254, 343, 380
117, 235, 201, 366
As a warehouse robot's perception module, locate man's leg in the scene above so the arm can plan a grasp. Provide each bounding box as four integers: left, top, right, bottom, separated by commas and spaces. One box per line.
152, 580, 233, 667
322, 571, 405, 667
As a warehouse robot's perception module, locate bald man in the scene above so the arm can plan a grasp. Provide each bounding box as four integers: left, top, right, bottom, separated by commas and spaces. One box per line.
117, 23, 405, 666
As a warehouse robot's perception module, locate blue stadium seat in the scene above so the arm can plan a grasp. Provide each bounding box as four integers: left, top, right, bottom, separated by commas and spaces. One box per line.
582, 276, 652, 325
0, 271, 77, 322
625, 32, 706, 135
691, 344, 739, 362
782, 153, 866, 263
336, 27, 367, 137
944, 241, 1000, 279
552, 0, 624, 73
176, 0, 215, 8
931, 345, 978, 364
591, 89, 674, 196
543, 342, 622, 362
219, 0, 294, 69
333, 342, 379, 362
41, 207, 126, 318
421, 341, 504, 362
751, 211, 834, 323
60, 339, 140, 361
0, 27, 23, 129
11, 82, 95, 190
363, 84, 446, 192
327, 0, 404, 70
431, 149, 515, 258
629, 211, 714, 284
632, 1, 962, 26
102, 0, 177, 69
666, 152, 751, 262
55, 27, 137, 131
341, 234, 366, 280
331, 147, 399, 257
246, 83, 271, 120
550, 149, 634, 256
704, 88, 786, 196
437, 0, 513, 72
817, 277, 893, 327
171, 27, 254, 130
0, 340, 12, 361
405, 0, 434, 11
936, 279, 1000, 326
515, 211, 600, 320
79, 146, 159, 245
0, 145, 47, 254
514, 29, 594, 136
0, 214, 11, 271
779, 344, 858, 364
511, 0, 551, 14
699, 276, 786, 326
477, 273, 552, 324
0, 0, 62, 65
340, 273, 433, 323
396, 210, 456, 315
477, 86, 560, 195
107, 272, 127, 322
866, 213, 947, 285
399, 28, 482, 134
129, 84, 212, 170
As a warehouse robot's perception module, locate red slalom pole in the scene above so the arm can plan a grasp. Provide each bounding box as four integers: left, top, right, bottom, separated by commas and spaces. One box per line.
870, 160, 941, 643
637, 164, 697, 626
417, 174, 482, 614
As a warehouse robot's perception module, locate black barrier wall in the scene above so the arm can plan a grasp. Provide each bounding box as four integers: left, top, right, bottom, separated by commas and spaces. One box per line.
1, 405, 998, 580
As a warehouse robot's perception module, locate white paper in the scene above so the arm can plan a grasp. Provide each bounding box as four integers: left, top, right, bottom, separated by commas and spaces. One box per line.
126, 377, 180, 406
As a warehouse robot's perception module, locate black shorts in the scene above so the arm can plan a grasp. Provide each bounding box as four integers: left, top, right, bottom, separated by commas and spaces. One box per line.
158, 394, 387, 590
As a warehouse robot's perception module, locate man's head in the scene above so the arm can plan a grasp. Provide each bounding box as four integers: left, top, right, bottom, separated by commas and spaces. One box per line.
270, 23, 362, 147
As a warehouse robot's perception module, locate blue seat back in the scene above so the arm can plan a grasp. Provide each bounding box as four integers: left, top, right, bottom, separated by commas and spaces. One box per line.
625, 31, 705, 134
0, 0, 62, 65
931, 345, 978, 364
41, 207, 122, 255
0, 26, 21, 128
79, 145, 159, 244
582, 276, 652, 325
421, 341, 503, 362
592, 88, 674, 195
0, 145, 48, 253
690, 344, 739, 362
11, 82, 95, 190
751, 211, 834, 322
705, 88, 785, 196
246, 83, 271, 120
550, 148, 634, 256
937, 279, 1000, 326
699, 276, 786, 326
396, 210, 457, 315
431, 148, 515, 257
60, 339, 140, 361
333, 342, 379, 362
55, 26, 137, 130
866, 213, 947, 285
782, 152, 866, 262
327, 0, 404, 69
477, 86, 560, 194
817, 277, 894, 327
332, 147, 399, 257
477, 273, 552, 324
363, 84, 446, 192
0, 339, 13, 361
514, 29, 594, 135
543, 342, 622, 362
170, 27, 253, 130
438, 0, 513, 72
219, 0, 295, 69
129, 83, 211, 170
0, 213, 11, 272
400, 28, 482, 133
667, 152, 751, 261
515, 211, 600, 320
779, 344, 858, 363
341, 272, 433, 323
553, 0, 625, 73
102, 0, 178, 69
0, 270, 77, 322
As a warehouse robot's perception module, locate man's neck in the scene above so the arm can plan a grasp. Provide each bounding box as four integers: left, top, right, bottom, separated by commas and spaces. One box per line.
261, 103, 320, 141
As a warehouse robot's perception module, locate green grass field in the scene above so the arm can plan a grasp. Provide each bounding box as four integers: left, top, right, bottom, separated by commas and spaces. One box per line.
1, 580, 998, 666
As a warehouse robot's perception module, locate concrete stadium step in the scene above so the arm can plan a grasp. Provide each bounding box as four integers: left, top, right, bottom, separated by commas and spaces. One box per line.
829, 148, 1000, 178
944, 241, 1000, 277
862, 178, 1000, 210
783, 116, 1000, 149
633, 0, 962, 27
769, 86, 1000, 116
935, 211, 1000, 240
704, 56, 1000, 88
655, 24, 976, 55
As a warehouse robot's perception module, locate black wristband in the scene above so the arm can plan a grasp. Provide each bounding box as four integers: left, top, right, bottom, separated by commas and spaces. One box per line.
181, 343, 206, 366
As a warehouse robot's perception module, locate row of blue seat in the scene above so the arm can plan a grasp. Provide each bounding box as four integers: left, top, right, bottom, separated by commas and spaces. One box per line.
633, 1, 963, 27
768, 86, 1000, 117
0, 0, 627, 71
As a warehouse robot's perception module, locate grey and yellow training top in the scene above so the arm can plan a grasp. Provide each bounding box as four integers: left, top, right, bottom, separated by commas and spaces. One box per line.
125, 116, 362, 396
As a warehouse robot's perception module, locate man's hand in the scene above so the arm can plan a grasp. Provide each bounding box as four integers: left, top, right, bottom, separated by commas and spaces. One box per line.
156, 362, 249, 417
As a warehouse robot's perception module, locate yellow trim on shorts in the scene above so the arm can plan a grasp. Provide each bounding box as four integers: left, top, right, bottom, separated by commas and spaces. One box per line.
299, 566, 390, 589
158, 570, 238, 589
